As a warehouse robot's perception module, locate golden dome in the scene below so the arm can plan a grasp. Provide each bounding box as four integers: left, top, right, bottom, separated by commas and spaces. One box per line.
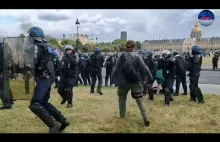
192, 20, 202, 32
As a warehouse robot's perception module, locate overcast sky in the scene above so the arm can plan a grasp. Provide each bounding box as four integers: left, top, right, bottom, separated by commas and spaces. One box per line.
0, 9, 219, 42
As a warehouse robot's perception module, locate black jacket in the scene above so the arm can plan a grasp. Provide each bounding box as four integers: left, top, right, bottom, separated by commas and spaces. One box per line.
175, 55, 187, 76
159, 58, 176, 79
90, 52, 104, 69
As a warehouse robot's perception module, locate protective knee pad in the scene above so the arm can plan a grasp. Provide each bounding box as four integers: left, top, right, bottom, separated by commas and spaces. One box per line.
29, 102, 55, 127
131, 92, 143, 99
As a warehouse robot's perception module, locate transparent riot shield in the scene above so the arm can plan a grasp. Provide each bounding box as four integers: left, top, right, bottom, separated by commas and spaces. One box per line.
3, 37, 35, 100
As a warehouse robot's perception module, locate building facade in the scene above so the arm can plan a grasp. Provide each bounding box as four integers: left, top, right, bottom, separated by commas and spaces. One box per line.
73, 33, 95, 45
120, 31, 127, 40
142, 20, 220, 51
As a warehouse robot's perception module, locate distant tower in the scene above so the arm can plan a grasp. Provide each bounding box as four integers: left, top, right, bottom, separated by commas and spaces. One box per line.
190, 20, 202, 41
120, 31, 127, 40
63, 33, 66, 40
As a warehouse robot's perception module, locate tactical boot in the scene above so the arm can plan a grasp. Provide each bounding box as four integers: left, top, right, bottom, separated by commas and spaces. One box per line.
59, 119, 70, 132
90, 86, 95, 94
0, 105, 12, 110
49, 121, 62, 133
97, 86, 103, 95
67, 90, 73, 108
97, 90, 103, 95
198, 100, 205, 104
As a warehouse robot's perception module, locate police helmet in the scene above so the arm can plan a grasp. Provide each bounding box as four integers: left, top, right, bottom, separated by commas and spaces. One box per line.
145, 50, 153, 58
173, 50, 178, 56
94, 47, 101, 52
191, 45, 202, 55
64, 45, 74, 52
84, 53, 89, 58
162, 50, 171, 58
27, 27, 44, 38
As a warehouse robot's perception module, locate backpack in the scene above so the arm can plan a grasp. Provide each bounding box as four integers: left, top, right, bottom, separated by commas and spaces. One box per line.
176, 56, 187, 73
120, 53, 141, 84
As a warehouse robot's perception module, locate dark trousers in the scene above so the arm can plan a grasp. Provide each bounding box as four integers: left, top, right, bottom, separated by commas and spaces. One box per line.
78, 75, 83, 85
58, 76, 76, 104
175, 75, 187, 95
29, 77, 66, 127
189, 74, 204, 102
24, 74, 31, 94
80, 69, 87, 85
213, 62, 218, 69
84, 70, 91, 85
0, 75, 13, 107
91, 68, 102, 92
105, 69, 112, 86
54, 76, 59, 87
163, 77, 174, 105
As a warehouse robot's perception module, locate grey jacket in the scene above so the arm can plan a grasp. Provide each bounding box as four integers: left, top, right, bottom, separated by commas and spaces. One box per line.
112, 51, 153, 87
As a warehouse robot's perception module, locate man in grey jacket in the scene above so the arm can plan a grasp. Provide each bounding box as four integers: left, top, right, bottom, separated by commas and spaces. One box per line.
112, 40, 153, 127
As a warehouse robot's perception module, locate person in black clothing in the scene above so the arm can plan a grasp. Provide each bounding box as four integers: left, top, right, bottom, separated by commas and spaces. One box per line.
159, 50, 176, 106
0, 42, 15, 110
173, 51, 187, 96
187, 45, 204, 104
90, 47, 105, 95
79, 53, 87, 85
212, 52, 219, 69
105, 55, 115, 87
84, 53, 91, 85
143, 50, 157, 100
58, 45, 78, 108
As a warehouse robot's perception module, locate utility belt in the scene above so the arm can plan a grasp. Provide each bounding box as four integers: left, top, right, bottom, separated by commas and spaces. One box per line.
37, 67, 53, 79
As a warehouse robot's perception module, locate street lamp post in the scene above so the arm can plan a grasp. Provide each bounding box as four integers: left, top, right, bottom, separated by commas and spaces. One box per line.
96, 37, 98, 44
75, 19, 80, 51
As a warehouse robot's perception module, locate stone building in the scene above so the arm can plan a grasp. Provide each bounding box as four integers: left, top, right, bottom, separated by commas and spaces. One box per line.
73, 33, 95, 45
142, 20, 220, 51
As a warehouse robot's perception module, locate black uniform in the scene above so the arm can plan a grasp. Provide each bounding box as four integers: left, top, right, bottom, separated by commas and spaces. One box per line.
0, 43, 15, 109
79, 56, 87, 85
174, 55, 187, 95
212, 54, 219, 69
187, 54, 204, 103
90, 52, 105, 94
58, 52, 78, 107
144, 57, 157, 100
54, 55, 60, 88
105, 56, 114, 86
84, 56, 91, 85
29, 40, 69, 132
159, 58, 176, 105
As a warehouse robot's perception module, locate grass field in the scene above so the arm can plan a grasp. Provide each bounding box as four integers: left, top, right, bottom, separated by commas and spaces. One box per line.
1, 85, 220, 133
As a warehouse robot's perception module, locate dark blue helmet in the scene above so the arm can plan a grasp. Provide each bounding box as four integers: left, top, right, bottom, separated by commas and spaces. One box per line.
94, 47, 101, 52
27, 27, 44, 38
84, 53, 89, 58
191, 45, 202, 55
145, 50, 153, 59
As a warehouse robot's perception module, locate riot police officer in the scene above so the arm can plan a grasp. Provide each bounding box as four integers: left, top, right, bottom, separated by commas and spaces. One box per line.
90, 47, 105, 95
159, 50, 176, 106
105, 55, 114, 87
187, 45, 204, 103
143, 50, 157, 100
58, 45, 78, 108
53, 50, 60, 88
84, 53, 91, 85
173, 51, 187, 96
27, 27, 70, 133
79, 53, 87, 85
0, 42, 15, 110
212, 52, 219, 69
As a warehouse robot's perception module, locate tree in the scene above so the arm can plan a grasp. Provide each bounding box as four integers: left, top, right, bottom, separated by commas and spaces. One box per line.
44, 35, 54, 41
48, 38, 61, 49
20, 34, 25, 38
136, 41, 142, 50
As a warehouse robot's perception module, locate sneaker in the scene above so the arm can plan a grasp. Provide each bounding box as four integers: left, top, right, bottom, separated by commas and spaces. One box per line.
49, 121, 62, 133
59, 119, 70, 132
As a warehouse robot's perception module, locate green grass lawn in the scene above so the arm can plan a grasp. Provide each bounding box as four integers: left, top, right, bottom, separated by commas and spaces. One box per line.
0, 85, 220, 133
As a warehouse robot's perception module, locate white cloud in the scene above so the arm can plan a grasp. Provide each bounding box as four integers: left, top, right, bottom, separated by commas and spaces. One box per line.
0, 9, 219, 42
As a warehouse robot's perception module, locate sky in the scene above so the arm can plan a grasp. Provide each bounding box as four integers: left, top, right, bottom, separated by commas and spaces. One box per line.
0, 9, 219, 42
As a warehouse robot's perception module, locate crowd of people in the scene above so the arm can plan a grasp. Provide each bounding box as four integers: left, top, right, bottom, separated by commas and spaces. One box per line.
0, 26, 218, 133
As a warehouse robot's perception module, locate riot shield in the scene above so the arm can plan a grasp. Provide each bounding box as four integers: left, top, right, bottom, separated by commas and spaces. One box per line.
3, 37, 35, 100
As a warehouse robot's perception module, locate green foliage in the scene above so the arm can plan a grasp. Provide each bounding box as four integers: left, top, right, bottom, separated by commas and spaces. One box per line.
48, 38, 61, 49
135, 41, 141, 50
